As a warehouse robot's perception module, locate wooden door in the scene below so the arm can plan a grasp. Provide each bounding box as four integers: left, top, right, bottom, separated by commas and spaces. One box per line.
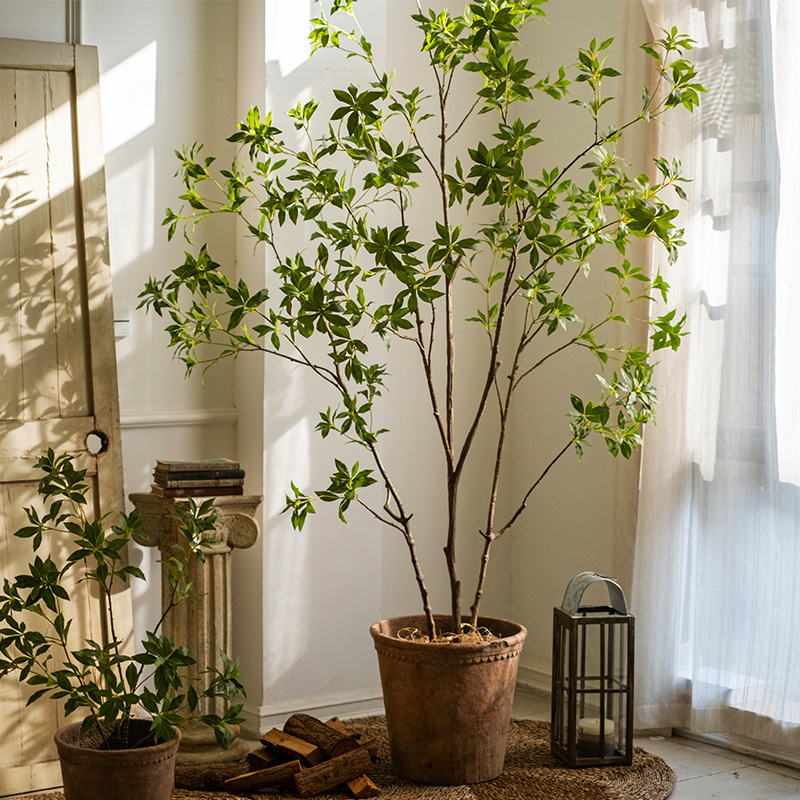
0, 38, 127, 796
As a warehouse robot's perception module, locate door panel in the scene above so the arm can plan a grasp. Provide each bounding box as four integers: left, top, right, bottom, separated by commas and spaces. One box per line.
0, 39, 127, 796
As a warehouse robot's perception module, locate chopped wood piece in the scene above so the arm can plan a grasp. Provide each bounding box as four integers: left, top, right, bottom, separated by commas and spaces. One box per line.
261, 728, 324, 765
224, 760, 302, 793
324, 716, 349, 735
353, 735, 379, 759
175, 761, 247, 791
347, 774, 381, 798
247, 745, 286, 771
294, 746, 372, 798
323, 718, 377, 757
285, 713, 360, 759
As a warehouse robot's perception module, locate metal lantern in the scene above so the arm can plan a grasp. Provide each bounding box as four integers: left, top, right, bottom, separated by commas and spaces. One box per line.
551, 572, 635, 767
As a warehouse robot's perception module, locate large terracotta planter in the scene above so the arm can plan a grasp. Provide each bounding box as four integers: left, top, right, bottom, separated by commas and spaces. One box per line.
54, 719, 181, 800
370, 614, 527, 785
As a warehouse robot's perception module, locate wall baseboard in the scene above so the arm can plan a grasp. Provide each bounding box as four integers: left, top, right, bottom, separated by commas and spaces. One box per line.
516, 658, 552, 695
241, 689, 385, 737
121, 408, 238, 429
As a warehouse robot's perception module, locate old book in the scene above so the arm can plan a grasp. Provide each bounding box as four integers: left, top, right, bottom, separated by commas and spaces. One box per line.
153, 468, 245, 483
155, 458, 240, 472
150, 484, 244, 498
153, 476, 245, 489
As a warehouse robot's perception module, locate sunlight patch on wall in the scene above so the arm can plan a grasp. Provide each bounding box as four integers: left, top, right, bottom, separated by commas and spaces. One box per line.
106, 146, 154, 272
266, 0, 311, 77
263, 411, 313, 685
99, 40, 157, 153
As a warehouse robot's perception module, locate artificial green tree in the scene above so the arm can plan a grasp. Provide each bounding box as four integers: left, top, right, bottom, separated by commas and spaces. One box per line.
140, 0, 703, 639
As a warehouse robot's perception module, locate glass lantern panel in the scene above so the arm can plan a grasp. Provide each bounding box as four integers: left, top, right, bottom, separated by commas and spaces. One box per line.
615, 691, 629, 754
610, 621, 628, 689
576, 622, 604, 719
553, 623, 569, 747
558, 689, 570, 748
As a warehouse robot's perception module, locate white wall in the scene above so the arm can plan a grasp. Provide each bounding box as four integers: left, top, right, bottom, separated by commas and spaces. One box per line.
83, 0, 241, 640
231, 0, 653, 729
82, 0, 239, 488
0, 0, 66, 41
0, 0, 241, 670
1, 0, 652, 731
505, 0, 652, 689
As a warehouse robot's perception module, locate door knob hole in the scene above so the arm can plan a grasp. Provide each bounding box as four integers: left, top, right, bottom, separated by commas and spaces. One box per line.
86, 430, 109, 455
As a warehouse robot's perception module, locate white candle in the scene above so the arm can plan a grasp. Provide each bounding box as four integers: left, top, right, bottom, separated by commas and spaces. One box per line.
578, 717, 616, 738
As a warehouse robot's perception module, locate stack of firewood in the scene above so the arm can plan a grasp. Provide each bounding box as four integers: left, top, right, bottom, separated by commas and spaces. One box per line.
224, 714, 380, 798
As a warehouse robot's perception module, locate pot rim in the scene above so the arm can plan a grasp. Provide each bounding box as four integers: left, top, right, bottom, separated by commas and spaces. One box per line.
370, 613, 527, 654
54, 719, 181, 755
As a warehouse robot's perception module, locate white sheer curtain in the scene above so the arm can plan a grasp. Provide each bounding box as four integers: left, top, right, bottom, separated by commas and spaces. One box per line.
632, 0, 800, 752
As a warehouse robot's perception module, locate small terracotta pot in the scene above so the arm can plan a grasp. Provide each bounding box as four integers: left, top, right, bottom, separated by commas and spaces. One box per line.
370, 614, 527, 785
54, 719, 180, 800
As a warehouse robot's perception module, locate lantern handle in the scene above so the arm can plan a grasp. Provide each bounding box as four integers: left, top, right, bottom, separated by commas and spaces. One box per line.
560, 571, 628, 615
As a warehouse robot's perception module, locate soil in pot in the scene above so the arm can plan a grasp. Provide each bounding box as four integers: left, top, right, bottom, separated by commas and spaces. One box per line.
370, 614, 527, 785
54, 718, 181, 800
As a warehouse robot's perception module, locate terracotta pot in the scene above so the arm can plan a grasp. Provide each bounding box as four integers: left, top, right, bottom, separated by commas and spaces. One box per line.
370, 614, 527, 785
54, 719, 181, 800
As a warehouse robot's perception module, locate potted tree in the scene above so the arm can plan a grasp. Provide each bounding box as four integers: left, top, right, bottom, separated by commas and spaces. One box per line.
139, 0, 703, 785
0, 450, 245, 800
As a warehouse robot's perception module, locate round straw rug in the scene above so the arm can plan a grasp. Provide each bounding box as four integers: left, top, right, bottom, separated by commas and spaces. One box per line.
23, 717, 675, 800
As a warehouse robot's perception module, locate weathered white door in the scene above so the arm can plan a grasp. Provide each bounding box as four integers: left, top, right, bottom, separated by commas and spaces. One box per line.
0, 38, 127, 796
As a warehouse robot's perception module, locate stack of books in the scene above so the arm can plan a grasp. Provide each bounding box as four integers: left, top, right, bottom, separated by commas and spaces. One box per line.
151, 459, 245, 498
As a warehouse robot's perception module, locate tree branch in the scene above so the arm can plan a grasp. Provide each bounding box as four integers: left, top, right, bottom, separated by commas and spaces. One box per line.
454, 248, 518, 478
495, 440, 574, 538
446, 97, 481, 143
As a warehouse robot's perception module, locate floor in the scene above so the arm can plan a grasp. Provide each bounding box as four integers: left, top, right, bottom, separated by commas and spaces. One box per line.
513, 687, 800, 799
7, 689, 800, 799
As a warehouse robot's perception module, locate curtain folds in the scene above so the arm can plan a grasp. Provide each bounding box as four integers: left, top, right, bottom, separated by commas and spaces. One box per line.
632, 0, 800, 751
639, 0, 665, 35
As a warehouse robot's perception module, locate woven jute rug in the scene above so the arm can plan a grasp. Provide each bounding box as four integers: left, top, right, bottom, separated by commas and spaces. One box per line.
23, 717, 675, 800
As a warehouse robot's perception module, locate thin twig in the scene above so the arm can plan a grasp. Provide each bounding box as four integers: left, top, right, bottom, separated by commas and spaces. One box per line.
495, 440, 575, 538
446, 97, 481, 143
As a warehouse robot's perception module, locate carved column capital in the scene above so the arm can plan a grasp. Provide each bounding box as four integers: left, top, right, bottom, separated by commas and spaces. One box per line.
127, 491, 262, 764
129, 493, 262, 551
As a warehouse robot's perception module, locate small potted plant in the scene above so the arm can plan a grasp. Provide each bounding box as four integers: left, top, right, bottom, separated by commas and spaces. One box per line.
0, 450, 245, 800
139, 0, 703, 784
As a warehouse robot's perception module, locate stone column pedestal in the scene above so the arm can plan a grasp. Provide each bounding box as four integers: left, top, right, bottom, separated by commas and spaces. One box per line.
129, 492, 261, 764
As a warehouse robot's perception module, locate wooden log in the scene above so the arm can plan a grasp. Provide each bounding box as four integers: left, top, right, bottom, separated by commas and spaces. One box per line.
324, 718, 379, 795
224, 760, 302, 793
293, 746, 372, 798
324, 716, 349, 735
260, 728, 324, 765
346, 774, 381, 798
246, 745, 285, 771
174, 761, 247, 791
354, 735, 379, 759
324, 718, 379, 754
285, 713, 360, 759
323, 717, 378, 756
